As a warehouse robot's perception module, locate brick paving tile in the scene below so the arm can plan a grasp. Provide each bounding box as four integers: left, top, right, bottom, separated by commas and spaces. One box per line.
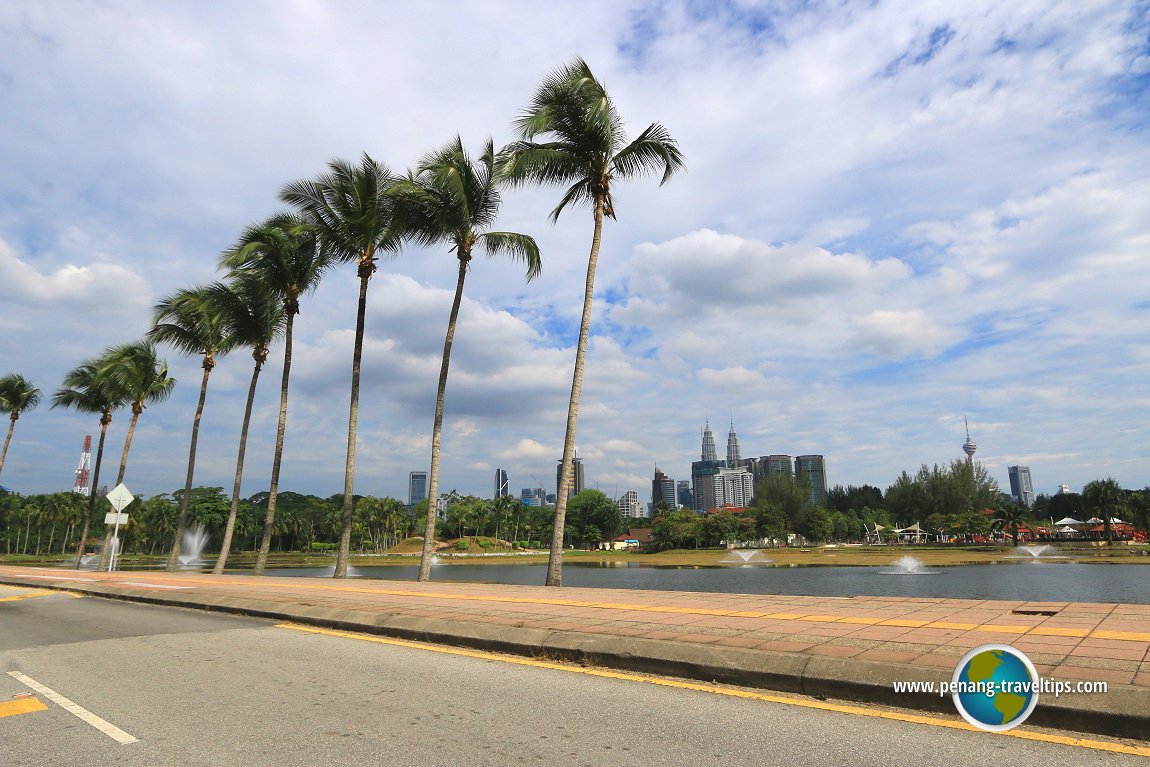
806, 644, 866, 658
669, 632, 727, 644
1050, 666, 1134, 685
1058, 656, 1141, 672
910, 654, 958, 669
635, 630, 684, 641
757, 640, 817, 653
854, 649, 922, 664
709, 636, 767, 649
1134, 673, 1150, 687
1068, 645, 1147, 662
841, 627, 915, 641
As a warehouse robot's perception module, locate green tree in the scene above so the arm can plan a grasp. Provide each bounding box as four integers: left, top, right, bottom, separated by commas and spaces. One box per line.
995, 502, 1032, 545
1083, 478, 1124, 545
149, 284, 238, 571
222, 213, 333, 574
651, 509, 704, 550
502, 58, 684, 586
96, 341, 176, 568
392, 136, 542, 582
51, 358, 127, 567
0, 374, 41, 484
566, 489, 622, 549
281, 154, 401, 578
204, 276, 284, 573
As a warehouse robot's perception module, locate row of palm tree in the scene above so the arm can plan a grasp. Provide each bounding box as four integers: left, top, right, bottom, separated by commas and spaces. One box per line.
5, 58, 682, 585
0, 374, 42, 485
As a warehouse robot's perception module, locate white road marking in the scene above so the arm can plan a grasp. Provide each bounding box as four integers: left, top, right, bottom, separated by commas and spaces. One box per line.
6, 672, 138, 744
116, 582, 194, 590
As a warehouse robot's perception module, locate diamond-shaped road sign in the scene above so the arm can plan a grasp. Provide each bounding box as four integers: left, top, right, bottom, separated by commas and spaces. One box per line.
106, 483, 135, 513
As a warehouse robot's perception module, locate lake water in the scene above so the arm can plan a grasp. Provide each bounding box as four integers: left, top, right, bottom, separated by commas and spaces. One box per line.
242, 561, 1149, 604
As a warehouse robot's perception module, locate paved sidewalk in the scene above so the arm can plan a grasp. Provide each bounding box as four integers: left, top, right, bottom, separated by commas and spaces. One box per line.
2, 565, 1148, 740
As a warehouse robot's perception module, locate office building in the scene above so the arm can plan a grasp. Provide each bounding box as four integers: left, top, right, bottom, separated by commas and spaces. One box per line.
520, 487, 547, 506
1008, 465, 1036, 508
408, 470, 428, 509
713, 466, 755, 508
616, 490, 644, 519
652, 467, 676, 510
794, 455, 828, 504
494, 468, 509, 499
677, 480, 693, 510
556, 454, 585, 500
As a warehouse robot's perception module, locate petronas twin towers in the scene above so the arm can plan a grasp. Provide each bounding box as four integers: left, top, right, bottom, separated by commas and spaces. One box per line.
699, 419, 742, 465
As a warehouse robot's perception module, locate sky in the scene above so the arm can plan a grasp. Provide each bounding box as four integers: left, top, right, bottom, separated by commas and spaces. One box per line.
1, 0, 1148, 505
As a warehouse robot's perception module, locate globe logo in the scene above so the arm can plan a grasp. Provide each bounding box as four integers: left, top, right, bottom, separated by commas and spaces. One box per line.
952, 644, 1040, 731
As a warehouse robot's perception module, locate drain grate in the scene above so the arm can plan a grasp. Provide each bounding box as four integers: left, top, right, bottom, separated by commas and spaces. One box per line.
1011, 609, 1060, 616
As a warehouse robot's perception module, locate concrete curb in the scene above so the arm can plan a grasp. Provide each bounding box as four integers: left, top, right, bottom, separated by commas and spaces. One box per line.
3, 576, 1147, 741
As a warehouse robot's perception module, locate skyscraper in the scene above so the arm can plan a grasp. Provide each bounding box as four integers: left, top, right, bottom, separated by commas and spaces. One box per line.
794, 455, 828, 504
494, 468, 509, 499
677, 480, 693, 509
408, 470, 428, 509
701, 420, 718, 461
652, 467, 676, 510
713, 466, 755, 507
616, 490, 644, 519
726, 421, 741, 465
1008, 466, 1036, 508
556, 455, 584, 500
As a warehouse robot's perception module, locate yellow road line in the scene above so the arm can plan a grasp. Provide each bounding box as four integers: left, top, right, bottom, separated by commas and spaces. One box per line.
0, 590, 84, 602
276, 623, 1150, 758
0, 698, 48, 718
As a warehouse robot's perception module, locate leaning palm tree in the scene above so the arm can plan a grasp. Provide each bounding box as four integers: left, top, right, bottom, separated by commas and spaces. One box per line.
149, 284, 237, 571
220, 213, 333, 575
201, 276, 285, 574
501, 58, 684, 586
281, 154, 401, 578
51, 360, 127, 568
391, 136, 541, 582
96, 341, 176, 569
0, 374, 41, 484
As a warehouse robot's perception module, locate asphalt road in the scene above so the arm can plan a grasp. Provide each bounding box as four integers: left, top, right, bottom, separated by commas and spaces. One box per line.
1, 584, 1146, 766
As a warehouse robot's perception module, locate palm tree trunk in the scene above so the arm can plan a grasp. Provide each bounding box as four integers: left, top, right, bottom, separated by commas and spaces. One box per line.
214, 352, 265, 574
335, 263, 372, 578
419, 256, 469, 581
0, 415, 16, 482
167, 362, 213, 572
98, 406, 141, 570
73, 419, 109, 569
254, 311, 296, 576
546, 199, 605, 587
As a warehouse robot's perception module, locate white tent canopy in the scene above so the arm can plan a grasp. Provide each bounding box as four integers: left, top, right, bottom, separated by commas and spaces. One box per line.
1053, 517, 1082, 525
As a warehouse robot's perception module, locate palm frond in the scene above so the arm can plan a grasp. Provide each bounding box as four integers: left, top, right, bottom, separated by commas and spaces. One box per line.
611, 122, 686, 185
0, 374, 41, 416
480, 232, 542, 281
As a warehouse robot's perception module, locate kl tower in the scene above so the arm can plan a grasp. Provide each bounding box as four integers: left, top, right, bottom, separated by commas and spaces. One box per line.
962, 417, 977, 462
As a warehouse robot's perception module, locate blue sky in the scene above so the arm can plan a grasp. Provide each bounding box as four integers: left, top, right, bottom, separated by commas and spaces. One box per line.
1, 0, 1148, 504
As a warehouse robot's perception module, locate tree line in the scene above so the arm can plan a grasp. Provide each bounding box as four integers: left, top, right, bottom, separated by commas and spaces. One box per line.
0, 58, 684, 585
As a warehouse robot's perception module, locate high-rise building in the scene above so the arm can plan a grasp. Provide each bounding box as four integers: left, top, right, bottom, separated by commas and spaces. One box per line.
520, 487, 547, 506
726, 422, 742, 465
616, 490, 644, 519
494, 468, 509, 499
677, 480, 693, 509
408, 470, 428, 509
556, 455, 585, 500
701, 420, 718, 461
1008, 466, 1036, 508
752, 454, 792, 488
713, 466, 755, 508
794, 455, 828, 504
652, 467, 676, 510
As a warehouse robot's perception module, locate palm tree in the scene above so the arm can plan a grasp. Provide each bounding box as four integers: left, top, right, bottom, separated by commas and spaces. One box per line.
281, 154, 401, 578
94, 342, 176, 569
51, 359, 127, 568
220, 213, 333, 575
501, 58, 685, 585
391, 136, 541, 582
0, 374, 42, 484
149, 284, 237, 571
203, 276, 285, 574
995, 502, 1031, 546
1083, 478, 1124, 545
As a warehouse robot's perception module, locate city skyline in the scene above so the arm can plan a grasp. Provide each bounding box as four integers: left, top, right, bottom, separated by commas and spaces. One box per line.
1, 2, 1147, 503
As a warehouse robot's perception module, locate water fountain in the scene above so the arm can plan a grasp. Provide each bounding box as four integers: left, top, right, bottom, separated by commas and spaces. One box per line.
177, 526, 210, 568
1009, 544, 1059, 559
720, 549, 772, 566
880, 555, 939, 574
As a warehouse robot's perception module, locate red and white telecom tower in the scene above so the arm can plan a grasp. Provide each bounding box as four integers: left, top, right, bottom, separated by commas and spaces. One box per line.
73, 435, 92, 496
